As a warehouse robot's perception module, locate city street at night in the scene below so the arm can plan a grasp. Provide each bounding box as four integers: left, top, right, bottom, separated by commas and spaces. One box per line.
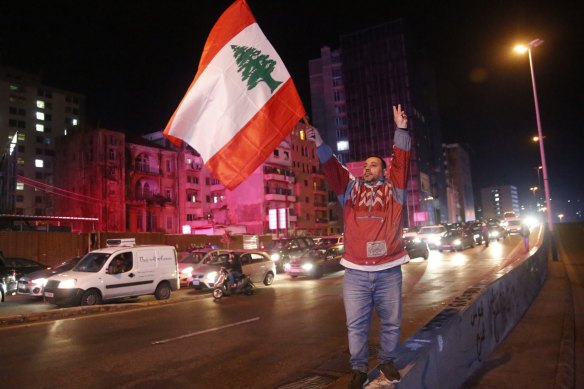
3, 225, 579, 389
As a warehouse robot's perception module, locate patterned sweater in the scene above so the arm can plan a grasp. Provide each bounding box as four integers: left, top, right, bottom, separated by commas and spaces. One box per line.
316, 129, 411, 268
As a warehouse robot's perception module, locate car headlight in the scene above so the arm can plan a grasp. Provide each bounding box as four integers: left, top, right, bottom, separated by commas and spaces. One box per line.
58, 279, 77, 289
271, 253, 281, 261
181, 267, 193, 275
32, 278, 48, 287
413, 237, 421, 243
474, 234, 480, 239
206, 271, 218, 283
301, 263, 314, 271
284, 263, 291, 271
490, 231, 499, 237
453, 239, 462, 246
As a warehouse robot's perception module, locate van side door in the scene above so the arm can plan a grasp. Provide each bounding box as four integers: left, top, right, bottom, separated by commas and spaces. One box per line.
104, 251, 140, 299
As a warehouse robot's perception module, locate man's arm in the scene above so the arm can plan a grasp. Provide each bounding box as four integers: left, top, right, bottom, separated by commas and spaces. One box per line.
306, 127, 352, 196
389, 105, 411, 205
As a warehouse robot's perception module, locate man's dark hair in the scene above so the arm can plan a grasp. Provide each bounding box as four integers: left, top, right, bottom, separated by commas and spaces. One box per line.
370, 156, 387, 170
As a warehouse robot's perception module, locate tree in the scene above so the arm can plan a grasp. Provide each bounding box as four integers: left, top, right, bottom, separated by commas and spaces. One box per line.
231, 45, 282, 93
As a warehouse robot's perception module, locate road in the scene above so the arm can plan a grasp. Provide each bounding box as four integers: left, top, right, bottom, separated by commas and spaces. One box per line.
0, 231, 538, 388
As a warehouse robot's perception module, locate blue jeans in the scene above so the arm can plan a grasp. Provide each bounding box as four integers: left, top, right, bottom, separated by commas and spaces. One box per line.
343, 266, 402, 371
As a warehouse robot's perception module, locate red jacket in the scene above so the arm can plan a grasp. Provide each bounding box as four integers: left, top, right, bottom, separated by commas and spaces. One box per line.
316, 129, 411, 266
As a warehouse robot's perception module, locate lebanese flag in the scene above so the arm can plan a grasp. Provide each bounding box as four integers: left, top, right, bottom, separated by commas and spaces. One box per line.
163, 0, 305, 190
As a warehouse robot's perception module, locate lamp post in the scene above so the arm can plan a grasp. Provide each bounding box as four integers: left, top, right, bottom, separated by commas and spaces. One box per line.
514, 39, 553, 232
530, 186, 538, 204
534, 166, 543, 203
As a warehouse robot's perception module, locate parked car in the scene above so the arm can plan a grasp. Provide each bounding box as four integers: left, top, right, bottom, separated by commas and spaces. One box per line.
417, 225, 447, 249
505, 218, 523, 234
437, 229, 475, 252
44, 243, 179, 307
315, 235, 344, 247
190, 250, 276, 290
0, 257, 49, 295
284, 243, 344, 278
267, 237, 316, 271
404, 237, 429, 260
17, 256, 82, 297
178, 249, 229, 287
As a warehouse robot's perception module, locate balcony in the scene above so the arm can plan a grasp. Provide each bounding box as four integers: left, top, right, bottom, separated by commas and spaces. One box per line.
132, 164, 160, 175
264, 173, 295, 184
211, 183, 225, 192
210, 202, 227, 210
313, 186, 327, 194
313, 202, 328, 210
265, 193, 297, 202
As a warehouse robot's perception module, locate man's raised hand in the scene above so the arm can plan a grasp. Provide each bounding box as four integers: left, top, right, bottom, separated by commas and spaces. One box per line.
393, 104, 408, 129
306, 127, 324, 147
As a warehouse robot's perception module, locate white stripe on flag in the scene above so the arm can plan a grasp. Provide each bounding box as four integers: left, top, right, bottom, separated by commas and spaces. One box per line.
168, 23, 291, 162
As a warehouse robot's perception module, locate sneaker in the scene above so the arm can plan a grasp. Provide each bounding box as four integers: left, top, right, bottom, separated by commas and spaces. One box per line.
348, 369, 369, 389
378, 361, 401, 383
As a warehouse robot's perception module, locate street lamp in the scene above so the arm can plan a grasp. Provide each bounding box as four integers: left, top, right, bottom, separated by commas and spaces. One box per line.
557, 213, 564, 223
514, 39, 553, 232
530, 186, 538, 200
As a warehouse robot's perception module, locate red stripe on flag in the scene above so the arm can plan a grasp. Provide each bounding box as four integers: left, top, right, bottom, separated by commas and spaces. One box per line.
205, 79, 305, 190
197, 0, 256, 78
163, 0, 255, 147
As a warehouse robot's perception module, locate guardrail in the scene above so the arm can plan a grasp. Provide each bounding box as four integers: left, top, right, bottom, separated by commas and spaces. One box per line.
370, 234, 548, 388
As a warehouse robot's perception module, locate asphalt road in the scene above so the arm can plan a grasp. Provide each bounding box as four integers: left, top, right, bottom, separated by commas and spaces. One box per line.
0, 232, 535, 388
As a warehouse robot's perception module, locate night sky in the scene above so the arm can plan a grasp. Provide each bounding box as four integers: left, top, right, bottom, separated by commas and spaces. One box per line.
1, 0, 582, 221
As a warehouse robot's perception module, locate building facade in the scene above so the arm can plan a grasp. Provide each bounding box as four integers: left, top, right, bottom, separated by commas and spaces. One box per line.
309, 19, 447, 227
480, 185, 520, 220
0, 66, 85, 216
443, 143, 476, 222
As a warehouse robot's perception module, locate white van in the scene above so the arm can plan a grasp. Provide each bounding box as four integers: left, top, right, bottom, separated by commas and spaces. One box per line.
43, 244, 179, 307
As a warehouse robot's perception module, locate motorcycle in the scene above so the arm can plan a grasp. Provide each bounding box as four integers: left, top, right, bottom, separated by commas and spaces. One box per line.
212, 267, 254, 299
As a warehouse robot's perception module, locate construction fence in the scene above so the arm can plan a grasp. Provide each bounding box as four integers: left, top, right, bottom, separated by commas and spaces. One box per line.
0, 231, 274, 267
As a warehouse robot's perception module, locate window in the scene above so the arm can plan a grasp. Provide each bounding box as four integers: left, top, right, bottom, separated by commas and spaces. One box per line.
337, 140, 349, 151
16, 195, 24, 202
36, 100, 45, 109
72, 118, 78, 126
167, 216, 173, 230
16, 182, 24, 190
36, 112, 45, 121
273, 149, 280, 157
36, 124, 44, 132
35, 159, 44, 168
165, 189, 172, 200
108, 149, 115, 160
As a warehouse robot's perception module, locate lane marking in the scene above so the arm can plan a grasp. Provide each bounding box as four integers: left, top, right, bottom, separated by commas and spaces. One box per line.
151, 317, 260, 345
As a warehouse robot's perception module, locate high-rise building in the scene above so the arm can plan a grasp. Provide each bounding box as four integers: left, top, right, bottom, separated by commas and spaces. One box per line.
309, 19, 447, 227
443, 143, 476, 222
480, 185, 520, 220
0, 66, 85, 216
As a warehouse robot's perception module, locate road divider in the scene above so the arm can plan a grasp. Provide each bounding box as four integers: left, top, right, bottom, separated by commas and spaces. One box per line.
369, 236, 548, 388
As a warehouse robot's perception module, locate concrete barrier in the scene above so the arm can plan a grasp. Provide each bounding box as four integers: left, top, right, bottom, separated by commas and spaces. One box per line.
368, 240, 548, 388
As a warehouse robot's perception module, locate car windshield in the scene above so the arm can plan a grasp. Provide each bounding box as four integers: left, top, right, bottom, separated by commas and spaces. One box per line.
73, 253, 110, 273
319, 238, 338, 246
202, 253, 233, 266
443, 230, 461, 237
180, 252, 207, 264
508, 220, 521, 226
419, 227, 444, 234
53, 257, 81, 271
270, 240, 289, 249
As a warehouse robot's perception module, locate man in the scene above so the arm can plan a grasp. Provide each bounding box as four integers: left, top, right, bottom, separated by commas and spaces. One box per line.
307, 104, 410, 388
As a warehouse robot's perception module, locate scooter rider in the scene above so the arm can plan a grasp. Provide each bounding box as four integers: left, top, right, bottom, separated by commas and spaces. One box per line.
226, 252, 243, 288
